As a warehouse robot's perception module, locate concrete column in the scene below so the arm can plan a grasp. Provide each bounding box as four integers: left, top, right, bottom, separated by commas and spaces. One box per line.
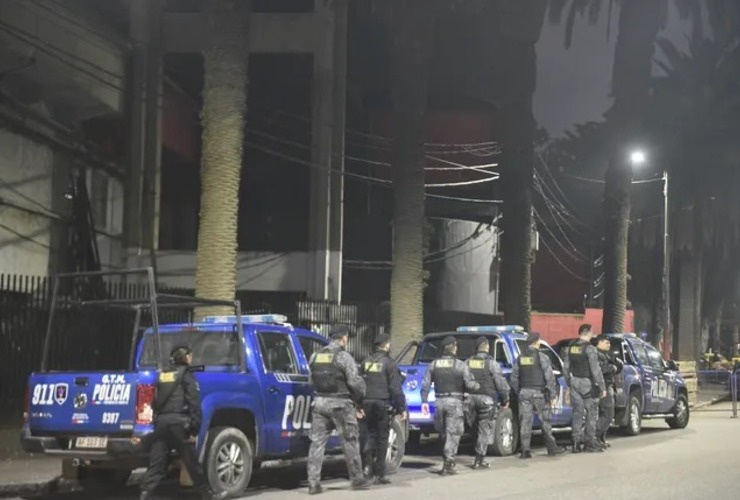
308, 1, 346, 302
676, 252, 702, 360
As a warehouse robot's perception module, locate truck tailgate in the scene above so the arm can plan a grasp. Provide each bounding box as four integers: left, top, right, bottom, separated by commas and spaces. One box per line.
29, 372, 138, 435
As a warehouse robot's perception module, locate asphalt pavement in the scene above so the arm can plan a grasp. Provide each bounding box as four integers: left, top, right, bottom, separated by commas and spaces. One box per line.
3, 405, 738, 500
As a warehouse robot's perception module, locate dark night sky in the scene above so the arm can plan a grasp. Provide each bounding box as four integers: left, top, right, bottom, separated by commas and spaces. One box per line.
536, 3, 693, 137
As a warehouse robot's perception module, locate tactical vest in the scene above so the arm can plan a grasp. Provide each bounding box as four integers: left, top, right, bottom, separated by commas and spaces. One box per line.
154, 367, 187, 415
466, 354, 495, 396
568, 341, 591, 378
518, 350, 546, 389
310, 347, 351, 398
363, 351, 390, 401
431, 356, 463, 397
599, 351, 616, 386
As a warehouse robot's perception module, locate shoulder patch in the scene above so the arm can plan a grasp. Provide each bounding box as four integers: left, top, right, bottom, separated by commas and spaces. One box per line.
468, 359, 485, 370
569, 346, 583, 355
365, 362, 383, 373
159, 371, 177, 383
519, 356, 535, 366
314, 353, 335, 364
435, 359, 454, 368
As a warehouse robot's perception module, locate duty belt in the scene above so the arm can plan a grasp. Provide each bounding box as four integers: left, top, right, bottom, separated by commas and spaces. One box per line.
435, 392, 464, 399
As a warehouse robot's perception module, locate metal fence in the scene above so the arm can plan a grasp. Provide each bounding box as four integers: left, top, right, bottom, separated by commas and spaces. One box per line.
0, 273, 387, 419
690, 369, 738, 417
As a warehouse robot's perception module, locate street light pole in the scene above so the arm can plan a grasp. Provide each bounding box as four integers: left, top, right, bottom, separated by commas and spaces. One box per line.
661, 169, 671, 360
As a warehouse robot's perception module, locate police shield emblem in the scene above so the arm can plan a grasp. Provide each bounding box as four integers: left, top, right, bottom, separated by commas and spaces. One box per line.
54, 384, 69, 405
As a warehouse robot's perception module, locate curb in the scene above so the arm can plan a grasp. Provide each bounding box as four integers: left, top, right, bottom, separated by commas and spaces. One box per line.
0, 477, 76, 499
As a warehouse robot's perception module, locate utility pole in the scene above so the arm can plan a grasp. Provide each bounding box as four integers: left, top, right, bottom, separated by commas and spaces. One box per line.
661, 169, 671, 360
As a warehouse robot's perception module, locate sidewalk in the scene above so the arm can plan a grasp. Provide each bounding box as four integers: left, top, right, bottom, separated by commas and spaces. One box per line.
0, 455, 61, 499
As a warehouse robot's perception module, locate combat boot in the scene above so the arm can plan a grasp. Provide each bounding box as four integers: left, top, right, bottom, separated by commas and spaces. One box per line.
308, 484, 323, 495
546, 443, 567, 457
472, 454, 490, 469
571, 442, 582, 454
375, 476, 392, 485
201, 487, 228, 500
599, 434, 611, 448
351, 477, 374, 490
519, 450, 533, 459
583, 442, 605, 453
440, 460, 458, 475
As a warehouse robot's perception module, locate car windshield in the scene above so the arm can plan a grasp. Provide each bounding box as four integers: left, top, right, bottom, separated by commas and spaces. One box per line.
139, 328, 241, 368
416, 335, 481, 363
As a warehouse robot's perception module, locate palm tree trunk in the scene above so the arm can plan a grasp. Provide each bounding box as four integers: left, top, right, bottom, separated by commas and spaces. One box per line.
495, 0, 547, 330
601, 0, 662, 333
194, 0, 251, 319
389, 1, 438, 352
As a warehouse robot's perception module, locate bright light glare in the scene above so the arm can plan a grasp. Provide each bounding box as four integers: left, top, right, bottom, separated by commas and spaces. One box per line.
630, 150, 646, 166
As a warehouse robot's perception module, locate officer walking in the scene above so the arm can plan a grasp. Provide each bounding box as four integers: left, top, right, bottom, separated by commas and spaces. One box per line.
465, 336, 510, 469
595, 335, 623, 449
139, 345, 226, 500
420, 336, 480, 475
510, 332, 567, 459
307, 325, 373, 495
563, 324, 607, 453
360, 333, 407, 484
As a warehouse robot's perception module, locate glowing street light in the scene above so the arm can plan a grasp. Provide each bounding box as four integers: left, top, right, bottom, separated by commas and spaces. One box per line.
630, 150, 647, 166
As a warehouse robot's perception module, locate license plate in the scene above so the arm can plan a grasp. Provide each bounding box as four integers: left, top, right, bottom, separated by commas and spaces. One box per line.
75, 437, 108, 449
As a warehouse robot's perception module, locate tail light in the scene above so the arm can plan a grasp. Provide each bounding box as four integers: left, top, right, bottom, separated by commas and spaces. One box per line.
136, 384, 156, 425
23, 384, 30, 423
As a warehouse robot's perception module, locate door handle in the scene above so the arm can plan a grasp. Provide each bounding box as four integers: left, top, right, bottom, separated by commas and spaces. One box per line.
268, 386, 281, 395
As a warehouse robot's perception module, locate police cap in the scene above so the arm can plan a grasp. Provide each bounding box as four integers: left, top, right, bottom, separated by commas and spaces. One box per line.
374, 333, 391, 346
475, 336, 489, 350
329, 324, 350, 339
595, 334, 611, 343
170, 344, 192, 365
525, 332, 541, 344
441, 336, 457, 348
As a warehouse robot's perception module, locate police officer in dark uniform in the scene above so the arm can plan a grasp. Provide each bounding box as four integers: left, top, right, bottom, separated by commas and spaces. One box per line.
465, 336, 510, 469
360, 333, 407, 484
307, 325, 373, 495
563, 324, 606, 453
510, 332, 566, 459
140, 345, 226, 500
420, 336, 479, 475
595, 335, 623, 449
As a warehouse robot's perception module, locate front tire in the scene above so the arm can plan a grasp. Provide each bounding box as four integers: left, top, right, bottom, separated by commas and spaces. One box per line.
488, 407, 518, 456
384, 419, 405, 475
205, 426, 253, 496
666, 394, 690, 429
621, 393, 642, 436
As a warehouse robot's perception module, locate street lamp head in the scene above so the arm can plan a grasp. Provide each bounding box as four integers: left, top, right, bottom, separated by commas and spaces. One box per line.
630, 150, 647, 166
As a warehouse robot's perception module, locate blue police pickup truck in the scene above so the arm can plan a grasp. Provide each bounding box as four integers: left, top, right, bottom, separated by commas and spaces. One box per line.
553, 332, 690, 435
397, 325, 574, 457
21, 270, 405, 498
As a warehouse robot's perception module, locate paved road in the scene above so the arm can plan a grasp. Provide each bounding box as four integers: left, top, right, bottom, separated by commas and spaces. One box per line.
4, 407, 739, 500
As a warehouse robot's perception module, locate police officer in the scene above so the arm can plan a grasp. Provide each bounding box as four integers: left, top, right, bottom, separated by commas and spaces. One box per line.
307, 325, 373, 494
563, 324, 606, 453
360, 333, 407, 484
510, 332, 567, 459
465, 336, 510, 469
595, 335, 623, 449
140, 345, 226, 500
420, 336, 479, 475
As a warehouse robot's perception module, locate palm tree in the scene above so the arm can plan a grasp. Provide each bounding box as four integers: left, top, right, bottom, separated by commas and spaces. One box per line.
194, 0, 251, 319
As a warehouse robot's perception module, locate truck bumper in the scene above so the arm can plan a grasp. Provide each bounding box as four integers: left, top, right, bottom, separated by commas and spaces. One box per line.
21, 428, 144, 460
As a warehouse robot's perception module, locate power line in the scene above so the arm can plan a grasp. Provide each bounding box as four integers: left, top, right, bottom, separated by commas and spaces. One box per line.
538, 236, 588, 283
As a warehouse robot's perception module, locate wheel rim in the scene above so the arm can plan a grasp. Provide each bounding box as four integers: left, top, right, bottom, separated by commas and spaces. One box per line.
500, 417, 513, 450
386, 427, 399, 464
216, 441, 245, 487
676, 399, 688, 423
630, 402, 640, 432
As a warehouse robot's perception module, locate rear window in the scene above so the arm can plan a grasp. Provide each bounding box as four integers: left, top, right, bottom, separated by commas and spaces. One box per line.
139, 328, 240, 368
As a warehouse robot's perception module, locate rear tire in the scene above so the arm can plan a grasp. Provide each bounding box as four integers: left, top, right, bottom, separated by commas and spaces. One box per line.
488, 407, 518, 457
205, 426, 253, 497
384, 419, 405, 475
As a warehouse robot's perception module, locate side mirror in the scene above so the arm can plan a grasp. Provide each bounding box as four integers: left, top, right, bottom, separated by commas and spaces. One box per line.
666, 360, 679, 372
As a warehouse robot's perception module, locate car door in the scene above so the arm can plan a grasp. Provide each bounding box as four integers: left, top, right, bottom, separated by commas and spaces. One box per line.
630, 342, 658, 413
539, 343, 573, 426
255, 330, 314, 458
645, 344, 676, 413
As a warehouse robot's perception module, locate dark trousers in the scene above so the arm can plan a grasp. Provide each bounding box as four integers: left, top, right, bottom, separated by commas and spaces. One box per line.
140, 422, 208, 493
362, 400, 391, 477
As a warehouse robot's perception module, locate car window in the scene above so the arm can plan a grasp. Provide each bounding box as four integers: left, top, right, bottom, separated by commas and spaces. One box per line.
645, 345, 666, 371
416, 335, 498, 363
139, 328, 240, 368
631, 342, 650, 368
257, 332, 299, 374
608, 339, 625, 362
494, 339, 510, 367
514, 340, 563, 372
298, 335, 327, 362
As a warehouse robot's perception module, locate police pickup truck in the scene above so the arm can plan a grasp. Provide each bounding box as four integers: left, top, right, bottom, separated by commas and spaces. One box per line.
398, 325, 574, 456
554, 333, 690, 435
21, 270, 404, 497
